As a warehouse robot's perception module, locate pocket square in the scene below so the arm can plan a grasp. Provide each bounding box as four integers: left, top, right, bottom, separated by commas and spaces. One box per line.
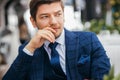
78, 55, 90, 65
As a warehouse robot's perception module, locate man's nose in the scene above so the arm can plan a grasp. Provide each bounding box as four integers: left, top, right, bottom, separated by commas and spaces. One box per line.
49, 15, 57, 25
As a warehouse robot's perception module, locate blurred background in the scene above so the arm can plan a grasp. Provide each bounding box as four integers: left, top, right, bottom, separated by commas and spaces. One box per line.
0, 0, 120, 79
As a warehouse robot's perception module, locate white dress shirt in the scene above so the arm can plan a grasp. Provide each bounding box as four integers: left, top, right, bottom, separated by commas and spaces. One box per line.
23, 29, 66, 74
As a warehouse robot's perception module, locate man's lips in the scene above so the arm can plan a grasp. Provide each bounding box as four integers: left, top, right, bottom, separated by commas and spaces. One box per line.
52, 27, 60, 31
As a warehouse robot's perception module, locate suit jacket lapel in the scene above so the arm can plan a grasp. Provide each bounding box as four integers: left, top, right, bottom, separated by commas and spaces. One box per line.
65, 29, 79, 80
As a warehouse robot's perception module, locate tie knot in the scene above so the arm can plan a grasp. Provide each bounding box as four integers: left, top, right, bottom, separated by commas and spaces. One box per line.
49, 42, 58, 49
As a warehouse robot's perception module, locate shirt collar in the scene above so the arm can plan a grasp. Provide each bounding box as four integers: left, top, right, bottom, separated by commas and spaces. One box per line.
44, 29, 65, 47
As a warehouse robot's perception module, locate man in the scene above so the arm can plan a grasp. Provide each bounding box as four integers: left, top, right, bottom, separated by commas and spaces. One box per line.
2, 0, 110, 80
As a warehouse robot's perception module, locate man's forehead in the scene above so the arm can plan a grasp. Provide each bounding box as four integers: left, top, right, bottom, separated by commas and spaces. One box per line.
37, 2, 63, 13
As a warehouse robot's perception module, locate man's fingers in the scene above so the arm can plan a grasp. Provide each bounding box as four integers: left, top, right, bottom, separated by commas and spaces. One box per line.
45, 27, 56, 34
43, 33, 55, 43
38, 30, 55, 43
46, 30, 55, 42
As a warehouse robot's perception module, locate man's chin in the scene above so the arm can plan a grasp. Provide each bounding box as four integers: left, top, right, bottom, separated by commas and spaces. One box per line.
55, 32, 61, 39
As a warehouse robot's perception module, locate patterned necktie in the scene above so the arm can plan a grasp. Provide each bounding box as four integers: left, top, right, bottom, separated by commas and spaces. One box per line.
49, 42, 65, 76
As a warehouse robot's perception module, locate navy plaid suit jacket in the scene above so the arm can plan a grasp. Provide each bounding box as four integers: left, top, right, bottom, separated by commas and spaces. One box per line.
3, 29, 110, 80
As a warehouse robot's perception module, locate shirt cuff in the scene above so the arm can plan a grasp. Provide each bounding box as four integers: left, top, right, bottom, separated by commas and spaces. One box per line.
23, 48, 33, 56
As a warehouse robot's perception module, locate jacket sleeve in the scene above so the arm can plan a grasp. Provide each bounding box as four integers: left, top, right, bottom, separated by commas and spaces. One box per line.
2, 44, 33, 80
77, 32, 111, 80
89, 33, 111, 79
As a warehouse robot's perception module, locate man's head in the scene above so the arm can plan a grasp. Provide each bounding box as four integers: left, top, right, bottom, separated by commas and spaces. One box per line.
29, 0, 65, 38
29, 0, 64, 20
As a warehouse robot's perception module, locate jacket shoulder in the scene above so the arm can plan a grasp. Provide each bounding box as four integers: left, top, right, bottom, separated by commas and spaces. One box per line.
72, 31, 96, 38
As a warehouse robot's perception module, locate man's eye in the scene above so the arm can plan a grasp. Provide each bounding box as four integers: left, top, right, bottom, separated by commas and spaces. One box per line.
56, 13, 62, 17
41, 16, 48, 19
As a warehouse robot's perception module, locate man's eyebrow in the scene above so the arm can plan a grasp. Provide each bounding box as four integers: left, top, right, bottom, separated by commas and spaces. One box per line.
55, 10, 62, 13
39, 10, 62, 16
39, 13, 48, 16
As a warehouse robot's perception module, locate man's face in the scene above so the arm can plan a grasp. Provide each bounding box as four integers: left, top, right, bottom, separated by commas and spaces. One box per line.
31, 2, 64, 38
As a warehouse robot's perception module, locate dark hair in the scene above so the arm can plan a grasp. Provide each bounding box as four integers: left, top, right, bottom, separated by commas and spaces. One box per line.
29, 0, 64, 20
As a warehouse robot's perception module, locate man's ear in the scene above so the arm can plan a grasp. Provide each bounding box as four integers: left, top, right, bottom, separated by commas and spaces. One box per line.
30, 16, 37, 28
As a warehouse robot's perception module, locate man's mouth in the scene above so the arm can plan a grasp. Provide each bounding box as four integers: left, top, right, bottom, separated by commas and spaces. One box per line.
53, 27, 59, 31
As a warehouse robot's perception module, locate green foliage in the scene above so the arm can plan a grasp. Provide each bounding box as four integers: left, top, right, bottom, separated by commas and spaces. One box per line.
88, 19, 104, 34
88, 19, 120, 34
87, 0, 120, 34
104, 66, 120, 80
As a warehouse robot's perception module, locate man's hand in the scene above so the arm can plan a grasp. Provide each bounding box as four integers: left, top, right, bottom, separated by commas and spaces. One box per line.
25, 27, 56, 53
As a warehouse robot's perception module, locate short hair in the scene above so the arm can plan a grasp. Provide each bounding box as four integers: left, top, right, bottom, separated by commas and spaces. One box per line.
29, 0, 64, 20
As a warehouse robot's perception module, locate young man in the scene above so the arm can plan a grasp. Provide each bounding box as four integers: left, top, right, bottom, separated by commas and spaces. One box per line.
3, 0, 110, 80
